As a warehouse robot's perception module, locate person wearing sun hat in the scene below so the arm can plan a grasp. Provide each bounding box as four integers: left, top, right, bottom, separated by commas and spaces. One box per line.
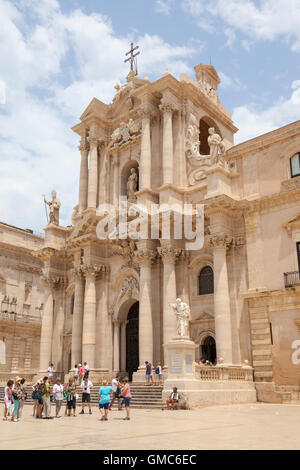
11, 377, 22, 422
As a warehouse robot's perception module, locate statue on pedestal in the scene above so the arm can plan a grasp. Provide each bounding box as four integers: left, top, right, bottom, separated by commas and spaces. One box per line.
44, 190, 61, 225
127, 168, 138, 202
207, 127, 226, 165
170, 298, 191, 337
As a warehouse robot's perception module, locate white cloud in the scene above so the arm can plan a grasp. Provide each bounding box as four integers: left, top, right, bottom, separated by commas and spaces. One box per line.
155, 0, 174, 15
182, 0, 300, 51
233, 80, 300, 144
0, 0, 197, 231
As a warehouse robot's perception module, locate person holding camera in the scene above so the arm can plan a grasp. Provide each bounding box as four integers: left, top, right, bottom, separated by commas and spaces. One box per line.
79, 376, 93, 415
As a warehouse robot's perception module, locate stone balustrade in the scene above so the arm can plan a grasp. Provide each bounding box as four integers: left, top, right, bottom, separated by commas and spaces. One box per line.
0, 310, 41, 325
195, 364, 253, 382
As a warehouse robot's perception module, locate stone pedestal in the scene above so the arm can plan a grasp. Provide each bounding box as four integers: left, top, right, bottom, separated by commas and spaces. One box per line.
162, 336, 256, 408
205, 164, 233, 199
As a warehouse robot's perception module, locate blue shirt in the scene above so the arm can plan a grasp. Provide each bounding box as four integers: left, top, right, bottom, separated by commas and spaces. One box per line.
99, 386, 113, 404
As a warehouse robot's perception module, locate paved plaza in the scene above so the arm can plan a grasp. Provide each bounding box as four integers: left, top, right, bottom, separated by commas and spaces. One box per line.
1, 403, 300, 450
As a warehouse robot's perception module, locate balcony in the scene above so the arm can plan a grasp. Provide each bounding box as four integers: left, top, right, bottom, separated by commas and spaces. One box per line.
284, 271, 300, 288
0, 310, 41, 326
195, 364, 254, 382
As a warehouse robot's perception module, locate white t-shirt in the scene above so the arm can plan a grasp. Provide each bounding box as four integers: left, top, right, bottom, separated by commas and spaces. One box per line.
84, 364, 89, 371
53, 384, 63, 401
112, 378, 119, 392
81, 380, 93, 394
74, 367, 78, 377
48, 366, 53, 377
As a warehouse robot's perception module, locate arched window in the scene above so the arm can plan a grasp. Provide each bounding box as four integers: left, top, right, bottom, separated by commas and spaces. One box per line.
198, 266, 214, 295
290, 153, 300, 178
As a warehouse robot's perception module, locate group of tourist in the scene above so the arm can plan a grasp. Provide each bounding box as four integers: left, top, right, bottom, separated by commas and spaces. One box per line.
3, 376, 27, 422
145, 361, 163, 385
3, 368, 132, 422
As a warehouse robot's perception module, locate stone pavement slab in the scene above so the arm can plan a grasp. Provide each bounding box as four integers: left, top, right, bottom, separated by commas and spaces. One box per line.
1, 403, 300, 450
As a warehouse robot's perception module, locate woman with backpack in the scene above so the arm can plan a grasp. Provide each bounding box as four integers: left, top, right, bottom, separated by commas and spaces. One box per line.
32, 379, 43, 418
65, 378, 78, 417
11, 377, 22, 422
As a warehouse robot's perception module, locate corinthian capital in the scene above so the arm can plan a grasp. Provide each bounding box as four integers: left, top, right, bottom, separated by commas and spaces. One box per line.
78, 135, 90, 153
157, 246, 182, 264
159, 97, 177, 114
81, 264, 108, 279
41, 275, 65, 289
87, 135, 98, 147
209, 233, 232, 249
135, 249, 156, 267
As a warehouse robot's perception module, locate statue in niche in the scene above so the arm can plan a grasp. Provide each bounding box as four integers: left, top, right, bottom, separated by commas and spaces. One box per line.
207, 127, 226, 165
127, 168, 138, 202
44, 189, 61, 225
170, 298, 191, 338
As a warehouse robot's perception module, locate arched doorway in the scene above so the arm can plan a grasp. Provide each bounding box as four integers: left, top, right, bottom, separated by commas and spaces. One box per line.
126, 302, 139, 381
201, 336, 216, 364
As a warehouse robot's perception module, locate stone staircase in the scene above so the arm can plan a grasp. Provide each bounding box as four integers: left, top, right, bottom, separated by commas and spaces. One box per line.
0, 384, 164, 409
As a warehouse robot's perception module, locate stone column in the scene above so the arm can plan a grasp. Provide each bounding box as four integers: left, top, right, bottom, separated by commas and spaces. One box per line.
135, 247, 155, 367
98, 143, 107, 205
210, 234, 233, 365
158, 245, 182, 347
139, 104, 152, 190
87, 131, 98, 209
71, 266, 85, 367
82, 265, 99, 368
39, 278, 54, 372
113, 156, 120, 206
96, 267, 109, 369
160, 99, 175, 185
120, 321, 128, 372
78, 136, 89, 213
113, 319, 120, 372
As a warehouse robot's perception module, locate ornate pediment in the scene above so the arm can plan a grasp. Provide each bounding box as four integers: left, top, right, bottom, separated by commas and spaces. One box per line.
108, 118, 141, 151
192, 310, 214, 322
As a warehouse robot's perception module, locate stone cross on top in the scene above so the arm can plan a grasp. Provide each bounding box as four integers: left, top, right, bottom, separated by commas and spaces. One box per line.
124, 42, 140, 75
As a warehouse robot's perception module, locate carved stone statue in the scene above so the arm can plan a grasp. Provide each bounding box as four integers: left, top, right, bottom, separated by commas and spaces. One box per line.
109, 119, 141, 148
170, 298, 191, 337
127, 168, 138, 202
44, 190, 61, 225
207, 127, 226, 164
186, 124, 201, 160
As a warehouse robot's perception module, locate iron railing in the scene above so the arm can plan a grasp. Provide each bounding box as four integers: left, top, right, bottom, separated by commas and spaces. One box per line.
284, 271, 300, 288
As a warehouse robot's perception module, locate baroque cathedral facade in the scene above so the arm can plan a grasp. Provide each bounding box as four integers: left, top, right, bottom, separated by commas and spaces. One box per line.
1, 63, 300, 403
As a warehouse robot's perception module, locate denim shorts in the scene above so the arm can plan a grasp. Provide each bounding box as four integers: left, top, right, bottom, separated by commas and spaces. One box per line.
123, 397, 131, 407
34, 392, 43, 405
158, 374, 162, 380
67, 397, 76, 409
145, 374, 151, 380
99, 402, 109, 410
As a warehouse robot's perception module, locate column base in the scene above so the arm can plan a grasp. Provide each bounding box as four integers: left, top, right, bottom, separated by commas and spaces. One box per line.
132, 366, 147, 383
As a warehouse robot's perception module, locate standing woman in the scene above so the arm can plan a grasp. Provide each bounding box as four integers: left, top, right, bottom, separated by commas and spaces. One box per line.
121, 378, 132, 421
11, 377, 21, 422
66, 378, 77, 417
98, 380, 113, 421
53, 377, 64, 418
3, 380, 13, 421
17, 378, 27, 420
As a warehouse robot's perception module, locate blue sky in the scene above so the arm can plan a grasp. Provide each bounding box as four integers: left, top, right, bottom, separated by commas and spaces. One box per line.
0, 0, 300, 231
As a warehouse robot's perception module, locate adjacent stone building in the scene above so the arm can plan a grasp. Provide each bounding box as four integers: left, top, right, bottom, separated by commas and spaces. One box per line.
1, 63, 300, 403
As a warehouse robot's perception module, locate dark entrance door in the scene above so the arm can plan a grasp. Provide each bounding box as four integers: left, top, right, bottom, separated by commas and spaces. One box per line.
126, 302, 139, 381
201, 336, 216, 364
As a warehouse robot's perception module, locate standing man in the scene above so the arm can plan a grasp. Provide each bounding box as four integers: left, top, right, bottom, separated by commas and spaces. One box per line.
109, 374, 122, 411
145, 361, 153, 385
48, 363, 54, 384
42, 376, 52, 419
83, 361, 89, 379
79, 376, 93, 415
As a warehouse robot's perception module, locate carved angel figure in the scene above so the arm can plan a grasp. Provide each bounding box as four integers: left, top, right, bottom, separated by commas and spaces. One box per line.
186, 124, 201, 160
170, 298, 191, 337
207, 127, 226, 164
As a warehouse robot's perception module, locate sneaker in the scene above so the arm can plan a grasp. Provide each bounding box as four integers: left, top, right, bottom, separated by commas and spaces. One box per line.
104, 416, 108, 421
100, 416, 105, 421
79, 410, 84, 414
